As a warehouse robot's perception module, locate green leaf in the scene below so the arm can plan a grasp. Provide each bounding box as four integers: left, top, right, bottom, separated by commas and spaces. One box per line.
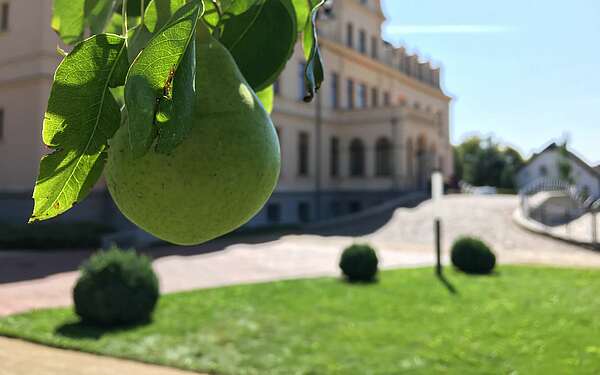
256, 85, 274, 114
220, 0, 297, 91
125, 0, 203, 157
154, 36, 196, 153
290, 0, 310, 33
85, 0, 116, 34
145, 0, 187, 33
302, 0, 325, 102
30, 35, 129, 222
219, 0, 261, 15
105, 12, 124, 34
52, 0, 86, 45
128, 0, 187, 62
115, 0, 150, 17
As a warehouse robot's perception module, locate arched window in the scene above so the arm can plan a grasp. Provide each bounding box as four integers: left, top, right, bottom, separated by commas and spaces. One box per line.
375, 138, 393, 176
349, 138, 366, 176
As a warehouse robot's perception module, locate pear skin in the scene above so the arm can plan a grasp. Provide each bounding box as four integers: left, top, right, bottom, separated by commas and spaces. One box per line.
105, 28, 281, 246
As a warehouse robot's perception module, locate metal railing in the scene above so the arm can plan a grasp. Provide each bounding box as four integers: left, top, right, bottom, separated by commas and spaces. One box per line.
518, 177, 600, 247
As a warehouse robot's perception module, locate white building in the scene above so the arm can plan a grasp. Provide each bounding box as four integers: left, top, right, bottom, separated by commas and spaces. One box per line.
516, 143, 600, 199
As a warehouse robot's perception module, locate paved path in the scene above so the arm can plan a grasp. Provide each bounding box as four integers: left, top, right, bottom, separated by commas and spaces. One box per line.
0, 238, 434, 316
0, 337, 202, 375
367, 195, 600, 267
2, 195, 599, 318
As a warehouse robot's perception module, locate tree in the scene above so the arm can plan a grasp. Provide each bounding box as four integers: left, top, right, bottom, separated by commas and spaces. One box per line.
29, 0, 327, 245
453, 136, 524, 191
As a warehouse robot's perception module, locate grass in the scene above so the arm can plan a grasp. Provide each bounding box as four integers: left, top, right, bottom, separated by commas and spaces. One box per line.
1, 266, 600, 374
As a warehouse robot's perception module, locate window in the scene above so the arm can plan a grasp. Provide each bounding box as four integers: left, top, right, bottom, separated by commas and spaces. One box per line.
539, 165, 548, 177
357, 84, 367, 108
330, 73, 339, 109
383, 92, 390, 107
371, 87, 379, 107
267, 203, 282, 223
298, 202, 311, 223
359, 29, 367, 54
298, 62, 306, 101
330, 137, 340, 177
375, 138, 393, 176
274, 78, 281, 96
0, 3, 8, 32
346, 79, 355, 109
298, 131, 310, 176
346, 23, 354, 48
0, 108, 4, 141
349, 139, 366, 176
360, 0, 368, 4
371, 36, 378, 59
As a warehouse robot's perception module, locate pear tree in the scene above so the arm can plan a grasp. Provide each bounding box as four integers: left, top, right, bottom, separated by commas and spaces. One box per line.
31, 0, 326, 245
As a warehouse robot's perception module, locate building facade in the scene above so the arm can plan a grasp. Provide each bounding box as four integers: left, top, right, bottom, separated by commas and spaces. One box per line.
516, 143, 600, 199
0, 0, 452, 228
251, 0, 452, 226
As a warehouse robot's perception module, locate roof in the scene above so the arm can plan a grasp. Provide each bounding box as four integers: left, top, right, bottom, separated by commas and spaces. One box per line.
520, 142, 600, 178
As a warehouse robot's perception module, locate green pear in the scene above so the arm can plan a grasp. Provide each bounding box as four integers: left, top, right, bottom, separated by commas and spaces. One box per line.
105, 29, 281, 246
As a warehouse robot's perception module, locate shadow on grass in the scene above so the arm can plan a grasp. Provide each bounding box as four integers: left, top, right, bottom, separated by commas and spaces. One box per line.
56, 319, 151, 340
436, 273, 458, 295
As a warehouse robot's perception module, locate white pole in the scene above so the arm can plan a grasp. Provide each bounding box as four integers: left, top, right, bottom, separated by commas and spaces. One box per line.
432, 171, 443, 219
432, 171, 444, 275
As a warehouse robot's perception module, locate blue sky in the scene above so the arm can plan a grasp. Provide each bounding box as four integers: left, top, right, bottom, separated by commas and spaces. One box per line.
381, 0, 600, 165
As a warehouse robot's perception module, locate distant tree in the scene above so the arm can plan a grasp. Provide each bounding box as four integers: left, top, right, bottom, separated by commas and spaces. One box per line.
453, 136, 524, 191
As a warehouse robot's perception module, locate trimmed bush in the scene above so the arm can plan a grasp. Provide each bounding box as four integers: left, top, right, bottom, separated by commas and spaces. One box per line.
451, 236, 496, 275
74, 247, 159, 326
339, 244, 379, 282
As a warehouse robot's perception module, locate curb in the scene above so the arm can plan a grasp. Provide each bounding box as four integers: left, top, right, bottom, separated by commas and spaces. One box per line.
512, 208, 598, 250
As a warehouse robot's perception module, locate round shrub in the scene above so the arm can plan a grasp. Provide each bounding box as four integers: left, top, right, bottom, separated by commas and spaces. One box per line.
74, 247, 159, 326
339, 244, 379, 282
451, 236, 496, 275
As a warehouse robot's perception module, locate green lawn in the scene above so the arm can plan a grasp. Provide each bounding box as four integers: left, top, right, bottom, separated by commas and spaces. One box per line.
1, 266, 600, 374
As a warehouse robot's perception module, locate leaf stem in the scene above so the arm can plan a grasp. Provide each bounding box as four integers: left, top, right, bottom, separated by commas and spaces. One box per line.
211, 0, 223, 21
140, 0, 145, 26
123, 0, 129, 44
